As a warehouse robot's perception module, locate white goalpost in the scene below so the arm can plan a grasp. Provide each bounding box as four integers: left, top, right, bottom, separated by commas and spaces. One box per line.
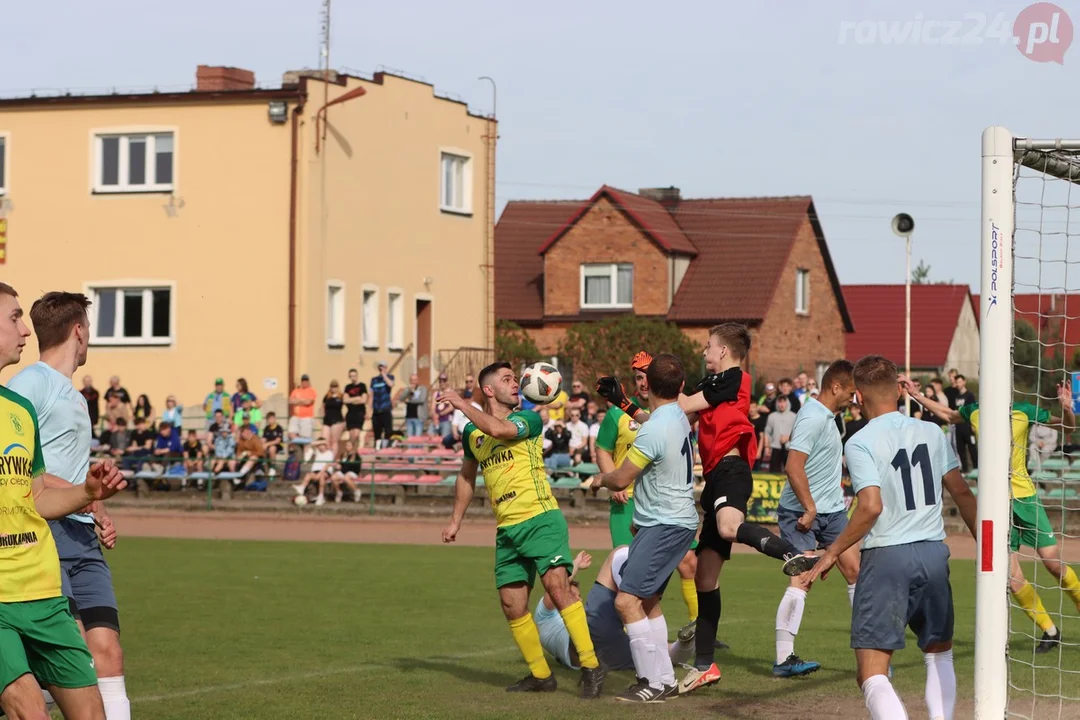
979, 127, 1080, 719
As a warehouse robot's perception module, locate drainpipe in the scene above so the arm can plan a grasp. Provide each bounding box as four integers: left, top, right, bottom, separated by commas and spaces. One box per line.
288, 99, 304, 393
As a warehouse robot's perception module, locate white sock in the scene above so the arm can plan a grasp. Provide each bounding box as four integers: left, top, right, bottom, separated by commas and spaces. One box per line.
98, 676, 131, 720
42, 689, 56, 708
924, 650, 955, 720
649, 614, 675, 687
862, 674, 908, 719
848, 583, 857, 607
775, 586, 807, 664
626, 619, 657, 687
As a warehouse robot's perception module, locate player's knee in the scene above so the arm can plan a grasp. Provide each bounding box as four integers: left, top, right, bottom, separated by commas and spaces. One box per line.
922, 641, 952, 654
613, 591, 639, 617
0, 674, 50, 720
678, 552, 697, 577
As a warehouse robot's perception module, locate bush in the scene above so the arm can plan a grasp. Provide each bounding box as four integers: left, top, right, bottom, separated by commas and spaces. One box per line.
557, 316, 704, 389
495, 321, 543, 372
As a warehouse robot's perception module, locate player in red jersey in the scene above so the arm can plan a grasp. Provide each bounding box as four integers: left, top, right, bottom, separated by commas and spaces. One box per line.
668, 324, 818, 693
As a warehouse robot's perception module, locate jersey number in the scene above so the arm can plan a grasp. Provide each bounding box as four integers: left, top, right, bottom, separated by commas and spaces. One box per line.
680, 439, 694, 485
890, 443, 935, 511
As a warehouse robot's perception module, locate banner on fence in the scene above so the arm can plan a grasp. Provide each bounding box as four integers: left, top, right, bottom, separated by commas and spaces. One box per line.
745, 472, 855, 524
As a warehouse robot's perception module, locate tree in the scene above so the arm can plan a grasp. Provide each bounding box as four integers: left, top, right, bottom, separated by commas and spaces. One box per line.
557, 316, 704, 389
1014, 316, 1076, 402
911, 260, 931, 285
495, 320, 542, 372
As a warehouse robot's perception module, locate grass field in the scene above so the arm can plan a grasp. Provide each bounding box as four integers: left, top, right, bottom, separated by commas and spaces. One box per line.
103, 536, 1080, 719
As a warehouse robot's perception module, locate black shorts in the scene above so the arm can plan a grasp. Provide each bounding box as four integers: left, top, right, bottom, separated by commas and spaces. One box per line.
346, 411, 367, 431
697, 456, 753, 561
371, 411, 394, 439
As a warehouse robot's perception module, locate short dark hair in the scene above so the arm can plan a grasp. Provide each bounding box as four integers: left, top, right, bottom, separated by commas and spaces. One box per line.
214, 409, 224, 415
709, 322, 751, 361
266, 411, 276, 419
853, 355, 898, 394
931, 377, 944, 386
0, 283, 16, 298
479, 361, 513, 389
29, 292, 91, 352
187, 429, 197, 436
159, 421, 172, 429
778, 377, 793, 387
820, 359, 854, 390
646, 353, 685, 400
115, 418, 127, 427
955, 374, 966, 382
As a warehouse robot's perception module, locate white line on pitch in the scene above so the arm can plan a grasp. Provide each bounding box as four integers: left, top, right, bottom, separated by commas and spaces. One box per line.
131, 647, 516, 704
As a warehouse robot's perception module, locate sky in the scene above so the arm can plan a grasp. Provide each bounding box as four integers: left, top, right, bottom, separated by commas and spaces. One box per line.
4, 0, 1080, 290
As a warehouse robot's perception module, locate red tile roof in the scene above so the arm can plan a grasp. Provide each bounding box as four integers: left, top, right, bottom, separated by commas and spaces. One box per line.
844, 284, 975, 367
537, 186, 697, 256
495, 188, 853, 330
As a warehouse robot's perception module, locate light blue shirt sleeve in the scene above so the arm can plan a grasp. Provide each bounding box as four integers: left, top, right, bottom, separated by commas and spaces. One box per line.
7, 367, 46, 410
845, 438, 882, 493
787, 412, 824, 455
630, 420, 663, 463
936, 430, 960, 475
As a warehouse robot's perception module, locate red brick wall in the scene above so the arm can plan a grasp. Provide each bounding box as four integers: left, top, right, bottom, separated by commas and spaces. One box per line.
542, 197, 670, 317
751, 218, 847, 383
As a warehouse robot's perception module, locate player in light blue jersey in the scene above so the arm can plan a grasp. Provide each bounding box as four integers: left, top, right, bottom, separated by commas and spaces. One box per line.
9, 292, 131, 719
591, 354, 698, 703
533, 548, 696, 672
772, 360, 861, 678
806, 355, 976, 720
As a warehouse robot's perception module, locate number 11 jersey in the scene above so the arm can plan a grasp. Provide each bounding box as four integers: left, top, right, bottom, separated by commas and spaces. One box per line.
844, 411, 960, 550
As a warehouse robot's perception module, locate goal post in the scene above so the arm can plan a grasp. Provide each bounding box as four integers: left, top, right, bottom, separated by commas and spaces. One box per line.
977, 125, 1015, 720
978, 127, 1080, 720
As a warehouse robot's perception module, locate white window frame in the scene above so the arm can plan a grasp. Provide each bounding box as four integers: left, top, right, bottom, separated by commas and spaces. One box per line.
0, 133, 8, 196
92, 129, 176, 193
361, 285, 380, 350
327, 281, 346, 348
795, 268, 810, 315
579, 263, 634, 310
386, 288, 405, 351
439, 148, 473, 215
84, 281, 176, 346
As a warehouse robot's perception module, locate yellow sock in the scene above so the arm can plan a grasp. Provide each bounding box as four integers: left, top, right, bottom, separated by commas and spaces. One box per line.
1013, 582, 1056, 634
681, 577, 698, 621
559, 601, 599, 669
1060, 565, 1080, 609
508, 614, 552, 679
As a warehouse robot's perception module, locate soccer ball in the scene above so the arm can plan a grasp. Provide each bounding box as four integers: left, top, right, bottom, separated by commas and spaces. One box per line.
520, 362, 562, 404
293, 495, 308, 507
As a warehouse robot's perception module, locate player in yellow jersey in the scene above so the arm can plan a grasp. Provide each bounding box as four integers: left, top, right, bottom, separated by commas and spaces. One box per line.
0, 282, 127, 719
595, 351, 706, 637
906, 378, 1080, 653
440, 361, 605, 698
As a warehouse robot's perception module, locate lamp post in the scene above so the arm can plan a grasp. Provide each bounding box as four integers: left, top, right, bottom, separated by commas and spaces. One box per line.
893, 213, 916, 416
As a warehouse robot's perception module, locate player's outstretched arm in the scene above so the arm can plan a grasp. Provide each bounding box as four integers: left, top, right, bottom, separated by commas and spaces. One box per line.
805, 486, 882, 584
440, 389, 522, 440
33, 462, 127, 520
591, 457, 642, 493
942, 468, 977, 539
442, 459, 478, 543
902, 377, 961, 425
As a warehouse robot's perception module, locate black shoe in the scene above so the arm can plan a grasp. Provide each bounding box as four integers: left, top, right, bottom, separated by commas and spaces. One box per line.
655, 683, 680, 701
506, 673, 557, 692
1036, 629, 1062, 654
782, 553, 819, 576
580, 664, 606, 699
714, 639, 730, 650
616, 678, 667, 703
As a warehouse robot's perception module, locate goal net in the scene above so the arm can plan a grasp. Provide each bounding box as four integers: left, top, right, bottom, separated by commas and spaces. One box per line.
979, 127, 1080, 719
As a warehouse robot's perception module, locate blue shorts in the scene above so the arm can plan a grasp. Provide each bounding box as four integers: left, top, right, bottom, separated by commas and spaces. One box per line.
584, 584, 633, 671
776, 506, 848, 553
619, 524, 696, 599
851, 541, 953, 651
50, 518, 119, 631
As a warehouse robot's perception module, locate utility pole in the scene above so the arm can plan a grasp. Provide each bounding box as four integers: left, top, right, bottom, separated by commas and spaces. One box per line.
479, 76, 498, 351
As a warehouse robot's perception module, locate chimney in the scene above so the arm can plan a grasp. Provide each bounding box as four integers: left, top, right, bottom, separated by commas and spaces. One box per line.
196, 65, 256, 92
638, 186, 681, 208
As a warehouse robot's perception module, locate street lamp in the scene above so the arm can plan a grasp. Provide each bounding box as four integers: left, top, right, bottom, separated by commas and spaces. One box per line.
892, 213, 916, 416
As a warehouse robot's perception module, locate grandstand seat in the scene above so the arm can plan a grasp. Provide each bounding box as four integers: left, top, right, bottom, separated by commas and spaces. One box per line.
571, 462, 600, 478
439, 475, 457, 485
1041, 458, 1071, 471
389, 473, 416, 484
551, 477, 582, 489
415, 474, 443, 484
1046, 488, 1079, 500
371, 473, 393, 484
432, 448, 458, 458
357, 447, 376, 456
403, 448, 428, 459
187, 471, 211, 482
965, 469, 979, 481
375, 448, 404, 459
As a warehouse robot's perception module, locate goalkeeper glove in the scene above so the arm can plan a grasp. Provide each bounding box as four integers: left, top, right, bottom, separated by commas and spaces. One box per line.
596, 376, 637, 415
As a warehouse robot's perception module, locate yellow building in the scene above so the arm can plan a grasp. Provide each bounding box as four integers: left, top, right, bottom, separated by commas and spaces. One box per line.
0, 66, 495, 415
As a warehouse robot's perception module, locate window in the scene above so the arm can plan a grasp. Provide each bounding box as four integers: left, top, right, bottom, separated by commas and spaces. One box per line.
0, 136, 6, 195
440, 152, 471, 214
95, 133, 174, 192
795, 268, 810, 314
327, 282, 345, 347
580, 263, 633, 309
362, 289, 379, 349
387, 291, 404, 350
89, 286, 172, 345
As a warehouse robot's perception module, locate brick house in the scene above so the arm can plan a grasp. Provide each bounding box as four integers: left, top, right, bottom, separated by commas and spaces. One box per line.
494, 186, 854, 382
844, 284, 979, 378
